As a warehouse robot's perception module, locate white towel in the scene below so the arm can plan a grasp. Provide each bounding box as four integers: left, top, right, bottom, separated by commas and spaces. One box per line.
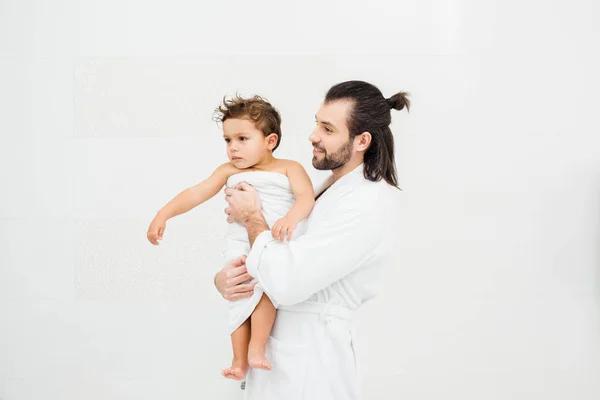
222, 170, 304, 334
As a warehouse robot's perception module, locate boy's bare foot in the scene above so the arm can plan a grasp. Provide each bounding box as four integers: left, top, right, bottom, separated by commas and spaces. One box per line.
222, 358, 248, 381
248, 345, 272, 370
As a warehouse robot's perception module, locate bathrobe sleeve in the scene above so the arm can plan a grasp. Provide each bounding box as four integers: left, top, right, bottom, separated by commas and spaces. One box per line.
245, 190, 387, 305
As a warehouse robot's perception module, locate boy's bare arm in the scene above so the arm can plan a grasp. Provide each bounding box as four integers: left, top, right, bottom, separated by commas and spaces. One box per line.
157, 162, 236, 220
284, 161, 316, 222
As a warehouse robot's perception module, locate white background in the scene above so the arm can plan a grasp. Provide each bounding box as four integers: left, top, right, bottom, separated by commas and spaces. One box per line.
1, 0, 600, 399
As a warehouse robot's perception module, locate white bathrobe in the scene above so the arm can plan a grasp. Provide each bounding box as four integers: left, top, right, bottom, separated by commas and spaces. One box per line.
224, 170, 305, 334
243, 163, 398, 400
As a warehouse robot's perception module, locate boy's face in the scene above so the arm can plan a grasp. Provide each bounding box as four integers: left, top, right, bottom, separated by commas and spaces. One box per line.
223, 118, 275, 168
309, 100, 355, 170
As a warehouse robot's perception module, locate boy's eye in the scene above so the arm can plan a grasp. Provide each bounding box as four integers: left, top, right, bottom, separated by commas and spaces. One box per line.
224, 138, 230, 143
239, 137, 247, 141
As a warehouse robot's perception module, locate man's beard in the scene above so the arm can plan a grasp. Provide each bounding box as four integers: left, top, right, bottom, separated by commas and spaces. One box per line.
312, 138, 353, 170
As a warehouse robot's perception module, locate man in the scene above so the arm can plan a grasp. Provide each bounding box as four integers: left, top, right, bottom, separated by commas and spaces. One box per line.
216, 80, 410, 399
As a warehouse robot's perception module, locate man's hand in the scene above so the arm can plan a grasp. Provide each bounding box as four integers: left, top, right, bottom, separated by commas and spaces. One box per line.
214, 255, 257, 301
224, 182, 262, 226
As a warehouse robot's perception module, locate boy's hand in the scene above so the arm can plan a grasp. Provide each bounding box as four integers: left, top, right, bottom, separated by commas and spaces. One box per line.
271, 216, 298, 242
147, 215, 166, 245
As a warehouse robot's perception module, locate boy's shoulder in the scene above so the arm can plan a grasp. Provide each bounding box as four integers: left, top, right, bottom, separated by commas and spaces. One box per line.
278, 159, 305, 171
214, 162, 242, 178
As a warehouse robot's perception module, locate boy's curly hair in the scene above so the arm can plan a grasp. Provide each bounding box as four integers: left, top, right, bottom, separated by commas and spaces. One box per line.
213, 94, 282, 151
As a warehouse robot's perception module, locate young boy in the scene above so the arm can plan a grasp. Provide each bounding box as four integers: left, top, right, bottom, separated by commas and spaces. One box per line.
147, 94, 315, 380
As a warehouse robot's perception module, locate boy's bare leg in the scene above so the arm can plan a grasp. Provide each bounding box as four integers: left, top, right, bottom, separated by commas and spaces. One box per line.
222, 319, 250, 380
248, 293, 276, 370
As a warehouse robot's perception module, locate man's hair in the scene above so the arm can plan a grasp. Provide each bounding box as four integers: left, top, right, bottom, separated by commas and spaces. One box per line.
324, 80, 410, 189
213, 94, 282, 151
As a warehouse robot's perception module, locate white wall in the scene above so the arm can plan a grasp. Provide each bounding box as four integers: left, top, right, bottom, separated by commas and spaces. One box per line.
1, 1, 600, 399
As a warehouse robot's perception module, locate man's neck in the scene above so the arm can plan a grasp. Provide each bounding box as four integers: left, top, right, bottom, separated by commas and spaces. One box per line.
331, 157, 363, 182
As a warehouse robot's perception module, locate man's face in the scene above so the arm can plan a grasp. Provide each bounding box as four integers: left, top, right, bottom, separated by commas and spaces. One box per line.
309, 100, 354, 170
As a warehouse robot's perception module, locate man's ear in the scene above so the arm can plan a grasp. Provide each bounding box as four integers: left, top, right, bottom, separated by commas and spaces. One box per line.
355, 132, 372, 152
265, 133, 279, 150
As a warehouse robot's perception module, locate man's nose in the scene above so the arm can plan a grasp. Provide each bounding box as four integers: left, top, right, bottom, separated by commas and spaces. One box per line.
308, 130, 320, 144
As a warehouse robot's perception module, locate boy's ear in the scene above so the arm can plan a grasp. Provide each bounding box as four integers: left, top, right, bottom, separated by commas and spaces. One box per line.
265, 133, 279, 150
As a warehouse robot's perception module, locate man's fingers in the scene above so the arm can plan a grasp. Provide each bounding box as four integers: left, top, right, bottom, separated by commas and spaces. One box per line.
228, 255, 247, 269
230, 273, 253, 286
232, 264, 247, 274
226, 290, 254, 301
234, 182, 253, 192
230, 255, 246, 267
234, 282, 257, 293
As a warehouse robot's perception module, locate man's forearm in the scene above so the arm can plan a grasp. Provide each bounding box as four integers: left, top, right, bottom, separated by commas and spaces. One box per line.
245, 211, 270, 246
